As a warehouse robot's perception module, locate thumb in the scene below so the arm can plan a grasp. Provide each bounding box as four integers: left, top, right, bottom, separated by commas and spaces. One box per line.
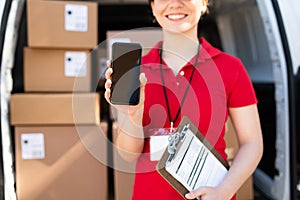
139, 73, 147, 103
140, 72, 147, 86
185, 192, 197, 199
185, 187, 206, 199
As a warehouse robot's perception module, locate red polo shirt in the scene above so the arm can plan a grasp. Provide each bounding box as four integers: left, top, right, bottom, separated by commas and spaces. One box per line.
131, 38, 257, 200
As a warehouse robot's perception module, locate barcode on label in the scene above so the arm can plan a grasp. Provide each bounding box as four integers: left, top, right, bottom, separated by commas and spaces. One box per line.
21, 133, 45, 160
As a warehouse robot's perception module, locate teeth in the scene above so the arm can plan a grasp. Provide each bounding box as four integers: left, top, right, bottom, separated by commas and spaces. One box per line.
168, 14, 185, 20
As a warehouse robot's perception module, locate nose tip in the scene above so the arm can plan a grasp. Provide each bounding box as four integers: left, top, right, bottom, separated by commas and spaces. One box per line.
169, 0, 184, 7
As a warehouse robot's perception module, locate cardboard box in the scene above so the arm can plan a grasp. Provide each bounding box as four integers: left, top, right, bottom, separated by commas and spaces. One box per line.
27, 0, 98, 49
10, 93, 100, 125
225, 118, 239, 164
106, 28, 163, 58
114, 170, 136, 200
112, 122, 136, 200
237, 176, 254, 200
95, 47, 107, 89
24, 48, 92, 92
15, 125, 108, 200
225, 118, 254, 200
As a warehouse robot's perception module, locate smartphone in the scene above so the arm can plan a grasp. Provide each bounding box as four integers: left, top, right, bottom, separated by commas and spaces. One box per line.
110, 42, 142, 105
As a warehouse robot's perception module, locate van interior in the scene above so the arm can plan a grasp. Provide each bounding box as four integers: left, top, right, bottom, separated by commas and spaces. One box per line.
208, 1, 277, 199
199, 0, 277, 199
3, 0, 298, 199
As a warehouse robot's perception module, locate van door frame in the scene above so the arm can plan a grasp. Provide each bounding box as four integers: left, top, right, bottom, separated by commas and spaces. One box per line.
257, 0, 298, 199
256, 0, 299, 199
272, 0, 299, 199
1, 0, 25, 199
0, 0, 13, 199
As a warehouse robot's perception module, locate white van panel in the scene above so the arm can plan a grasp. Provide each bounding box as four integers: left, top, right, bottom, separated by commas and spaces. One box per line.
257, 0, 291, 199
277, 0, 300, 75
215, 1, 291, 198
0, 1, 6, 30
214, 1, 291, 198
217, 2, 273, 83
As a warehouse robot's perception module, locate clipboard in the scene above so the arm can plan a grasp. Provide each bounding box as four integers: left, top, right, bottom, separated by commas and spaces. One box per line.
156, 116, 229, 199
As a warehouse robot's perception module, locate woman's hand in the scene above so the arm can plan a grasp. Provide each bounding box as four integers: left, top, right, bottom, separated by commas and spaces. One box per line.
104, 60, 147, 122
185, 186, 231, 200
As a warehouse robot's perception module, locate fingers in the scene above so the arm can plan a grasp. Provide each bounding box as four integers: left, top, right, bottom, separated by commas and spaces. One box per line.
105, 59, 112, 79
104, 60, 112, 104
104, 78, 112, 103
104, 88, 111, 104
106, 60, 111, 68
105, 78, 112, 88
105, 67, 113, 80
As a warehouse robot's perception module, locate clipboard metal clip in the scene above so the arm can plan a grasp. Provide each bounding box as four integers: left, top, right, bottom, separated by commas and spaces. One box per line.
167, 124, 190, 163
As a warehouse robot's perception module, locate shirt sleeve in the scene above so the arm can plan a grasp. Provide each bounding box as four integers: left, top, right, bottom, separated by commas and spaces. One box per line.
227, 59, 258, 108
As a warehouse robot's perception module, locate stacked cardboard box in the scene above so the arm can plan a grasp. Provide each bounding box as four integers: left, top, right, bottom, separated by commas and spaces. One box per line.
106, 28, 163, 58
25, 0, 98, 92
112, 122, 136, 200
23, 48, 92, 92
26, 0, 98, 49
10, 1, 108, 200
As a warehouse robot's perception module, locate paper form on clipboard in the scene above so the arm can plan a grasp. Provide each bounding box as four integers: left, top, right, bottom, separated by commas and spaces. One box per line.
156, 116, 229, 198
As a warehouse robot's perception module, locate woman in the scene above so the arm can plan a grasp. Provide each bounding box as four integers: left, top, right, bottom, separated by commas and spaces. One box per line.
105, 0, 263, 199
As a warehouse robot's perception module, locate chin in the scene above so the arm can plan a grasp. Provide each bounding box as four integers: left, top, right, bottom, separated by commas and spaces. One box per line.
164, 27, 191, 34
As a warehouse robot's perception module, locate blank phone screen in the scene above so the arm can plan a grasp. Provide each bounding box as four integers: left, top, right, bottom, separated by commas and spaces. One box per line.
110, 42, 142, 105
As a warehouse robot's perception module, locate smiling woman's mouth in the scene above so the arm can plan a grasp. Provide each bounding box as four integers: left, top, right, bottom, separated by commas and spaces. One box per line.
166, 14, 187, 20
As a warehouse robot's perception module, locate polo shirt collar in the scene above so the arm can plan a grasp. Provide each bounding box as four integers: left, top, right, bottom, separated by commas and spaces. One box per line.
142, 37, 222, 69
199, 37, 222, 61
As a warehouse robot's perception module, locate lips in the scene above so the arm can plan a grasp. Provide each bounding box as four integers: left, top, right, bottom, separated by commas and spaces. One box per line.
166, 14, 187, 21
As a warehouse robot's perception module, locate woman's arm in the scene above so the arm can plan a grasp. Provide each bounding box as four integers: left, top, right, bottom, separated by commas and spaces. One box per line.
186, 104, 263, 199
114, 106, 145, 162
218, 104, 263, 198
105, 66, 147, 162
